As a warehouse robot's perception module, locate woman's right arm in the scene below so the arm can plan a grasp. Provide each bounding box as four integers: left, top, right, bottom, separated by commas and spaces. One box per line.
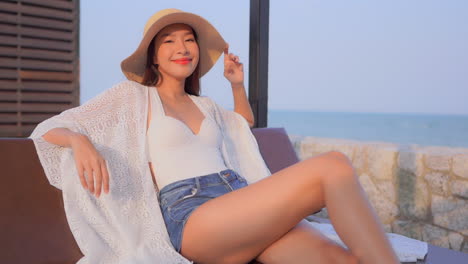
42, 127, 80, 148
42, 128, 110, 198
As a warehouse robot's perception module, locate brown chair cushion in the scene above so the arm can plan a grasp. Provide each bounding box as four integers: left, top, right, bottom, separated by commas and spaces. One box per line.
0, 138, 83, 264
251, 127, 299, 174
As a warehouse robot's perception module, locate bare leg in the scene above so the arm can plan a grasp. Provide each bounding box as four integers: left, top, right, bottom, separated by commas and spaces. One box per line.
321, 152, 399, 263
180, 151, 398, 264
256, 152, 398, 264
256, 219, 359, 264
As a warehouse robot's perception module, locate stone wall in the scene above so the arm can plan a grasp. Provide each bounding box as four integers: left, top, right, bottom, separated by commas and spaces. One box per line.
288, 134, 468, 253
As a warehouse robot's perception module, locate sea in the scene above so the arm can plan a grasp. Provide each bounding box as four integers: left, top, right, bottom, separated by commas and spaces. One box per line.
267, 110, 468, 149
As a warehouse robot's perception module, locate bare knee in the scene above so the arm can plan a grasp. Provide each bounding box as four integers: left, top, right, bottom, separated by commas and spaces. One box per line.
297, 151, 358, 209
326, 151, 352, 164
306, 151, 357, 183
309, 151, 356, 183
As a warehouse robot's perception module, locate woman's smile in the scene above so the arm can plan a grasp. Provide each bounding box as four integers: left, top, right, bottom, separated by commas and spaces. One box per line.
173, 58, 192, 65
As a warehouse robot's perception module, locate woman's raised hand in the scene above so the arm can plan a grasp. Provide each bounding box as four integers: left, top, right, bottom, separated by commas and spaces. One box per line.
70, 134, 110, 198
223, 43, 244, 86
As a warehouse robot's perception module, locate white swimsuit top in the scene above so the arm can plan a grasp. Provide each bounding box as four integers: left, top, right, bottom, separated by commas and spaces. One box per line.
146, 87, 228, 191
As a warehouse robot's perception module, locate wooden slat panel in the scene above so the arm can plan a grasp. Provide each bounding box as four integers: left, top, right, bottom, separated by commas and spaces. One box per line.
0, 58, 73, 71
0, 90, 18, 101
0, 81, 75, 92
0, 13, 19, 25
0, 35, 17, 46
0, 113, 68, 125
0, 80, 18, 90
20, 102, 73, 112
0, 69, 18, 79
21, 0, 75, 11
20, 82, 75, 92
0, 0, 78, 137
22, 59, 74, 71
0, 57, 17, 68
19, 70, 74, 81
22, 125, 40, 136
18, 113, 58, 122
21, 15, 75, 31
21, 25, 75, 41
0, 102, 73, 112
0, 91, 73, 102
0, 2, 19, 15
21, 37, 74, 51
21, 48, 75, 61
0, 2, 74, 21
0, 47, 75, 61
22, 92, 74, 102
0, 102, 18, 112
0, 23, 18, 36
0, 113, 19, 123
21, 126, 36, 136
0, 46, 17, 58
0, 125, 59, 136
0, 24, 74, 41
0, 126, 20, 136
21, 4, 75, 21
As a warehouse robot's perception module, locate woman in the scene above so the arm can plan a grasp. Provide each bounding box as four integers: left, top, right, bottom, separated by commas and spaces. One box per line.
38, 8, 399, 264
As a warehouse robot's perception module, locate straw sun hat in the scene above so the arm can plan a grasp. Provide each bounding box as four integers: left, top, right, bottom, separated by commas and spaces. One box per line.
121, 8, 227, 83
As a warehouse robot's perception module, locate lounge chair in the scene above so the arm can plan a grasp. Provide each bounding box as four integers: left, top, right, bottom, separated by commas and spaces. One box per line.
1, 127, 467, 263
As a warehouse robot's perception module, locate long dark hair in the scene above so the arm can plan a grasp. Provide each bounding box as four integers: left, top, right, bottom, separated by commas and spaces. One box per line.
141, 25, 201, 96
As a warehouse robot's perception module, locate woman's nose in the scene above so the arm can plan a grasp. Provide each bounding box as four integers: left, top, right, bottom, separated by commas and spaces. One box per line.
176, 40, 189, 54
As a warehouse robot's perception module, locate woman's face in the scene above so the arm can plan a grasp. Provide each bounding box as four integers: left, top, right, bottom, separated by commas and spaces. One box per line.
152, 23, 199, 82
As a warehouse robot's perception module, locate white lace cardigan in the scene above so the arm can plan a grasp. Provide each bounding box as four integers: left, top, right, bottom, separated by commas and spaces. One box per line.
29, 80, 271, 263
28, 80, 428, 263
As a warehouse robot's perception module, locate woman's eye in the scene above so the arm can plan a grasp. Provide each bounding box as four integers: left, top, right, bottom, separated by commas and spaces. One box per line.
163, 39, 194, 43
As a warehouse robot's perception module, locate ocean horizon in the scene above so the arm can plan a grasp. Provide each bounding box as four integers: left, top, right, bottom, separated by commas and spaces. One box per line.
266, 110, 468, 149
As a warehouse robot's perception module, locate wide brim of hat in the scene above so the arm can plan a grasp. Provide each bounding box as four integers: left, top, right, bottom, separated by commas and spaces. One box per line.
121, 11, 227, 83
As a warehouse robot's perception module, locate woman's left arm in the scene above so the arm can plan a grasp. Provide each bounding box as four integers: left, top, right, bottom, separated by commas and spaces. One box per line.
231, 83, 254, 128
223, 43, 255, 128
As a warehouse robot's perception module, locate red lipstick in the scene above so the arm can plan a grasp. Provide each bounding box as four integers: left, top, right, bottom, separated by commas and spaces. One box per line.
173, 58, 192, 65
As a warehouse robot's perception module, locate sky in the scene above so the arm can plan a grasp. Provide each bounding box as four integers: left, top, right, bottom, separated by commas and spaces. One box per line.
80, 0, 468, 115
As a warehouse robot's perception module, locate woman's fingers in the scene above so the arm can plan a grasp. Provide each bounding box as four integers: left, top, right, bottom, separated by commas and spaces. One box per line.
101, 160, 110, 194
77, 164, 88, 190
224, 44, 240, 63
88, 159, 110, 198
71, 135, 109, 198
228, 53, 236, 61
85, 164, 95, 194
224, 43, 229, 55
226, 53, 240, 65
94, 161, 103, 198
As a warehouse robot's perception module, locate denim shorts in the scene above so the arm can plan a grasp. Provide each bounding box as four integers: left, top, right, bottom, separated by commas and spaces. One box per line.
158, 168, 248, 253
